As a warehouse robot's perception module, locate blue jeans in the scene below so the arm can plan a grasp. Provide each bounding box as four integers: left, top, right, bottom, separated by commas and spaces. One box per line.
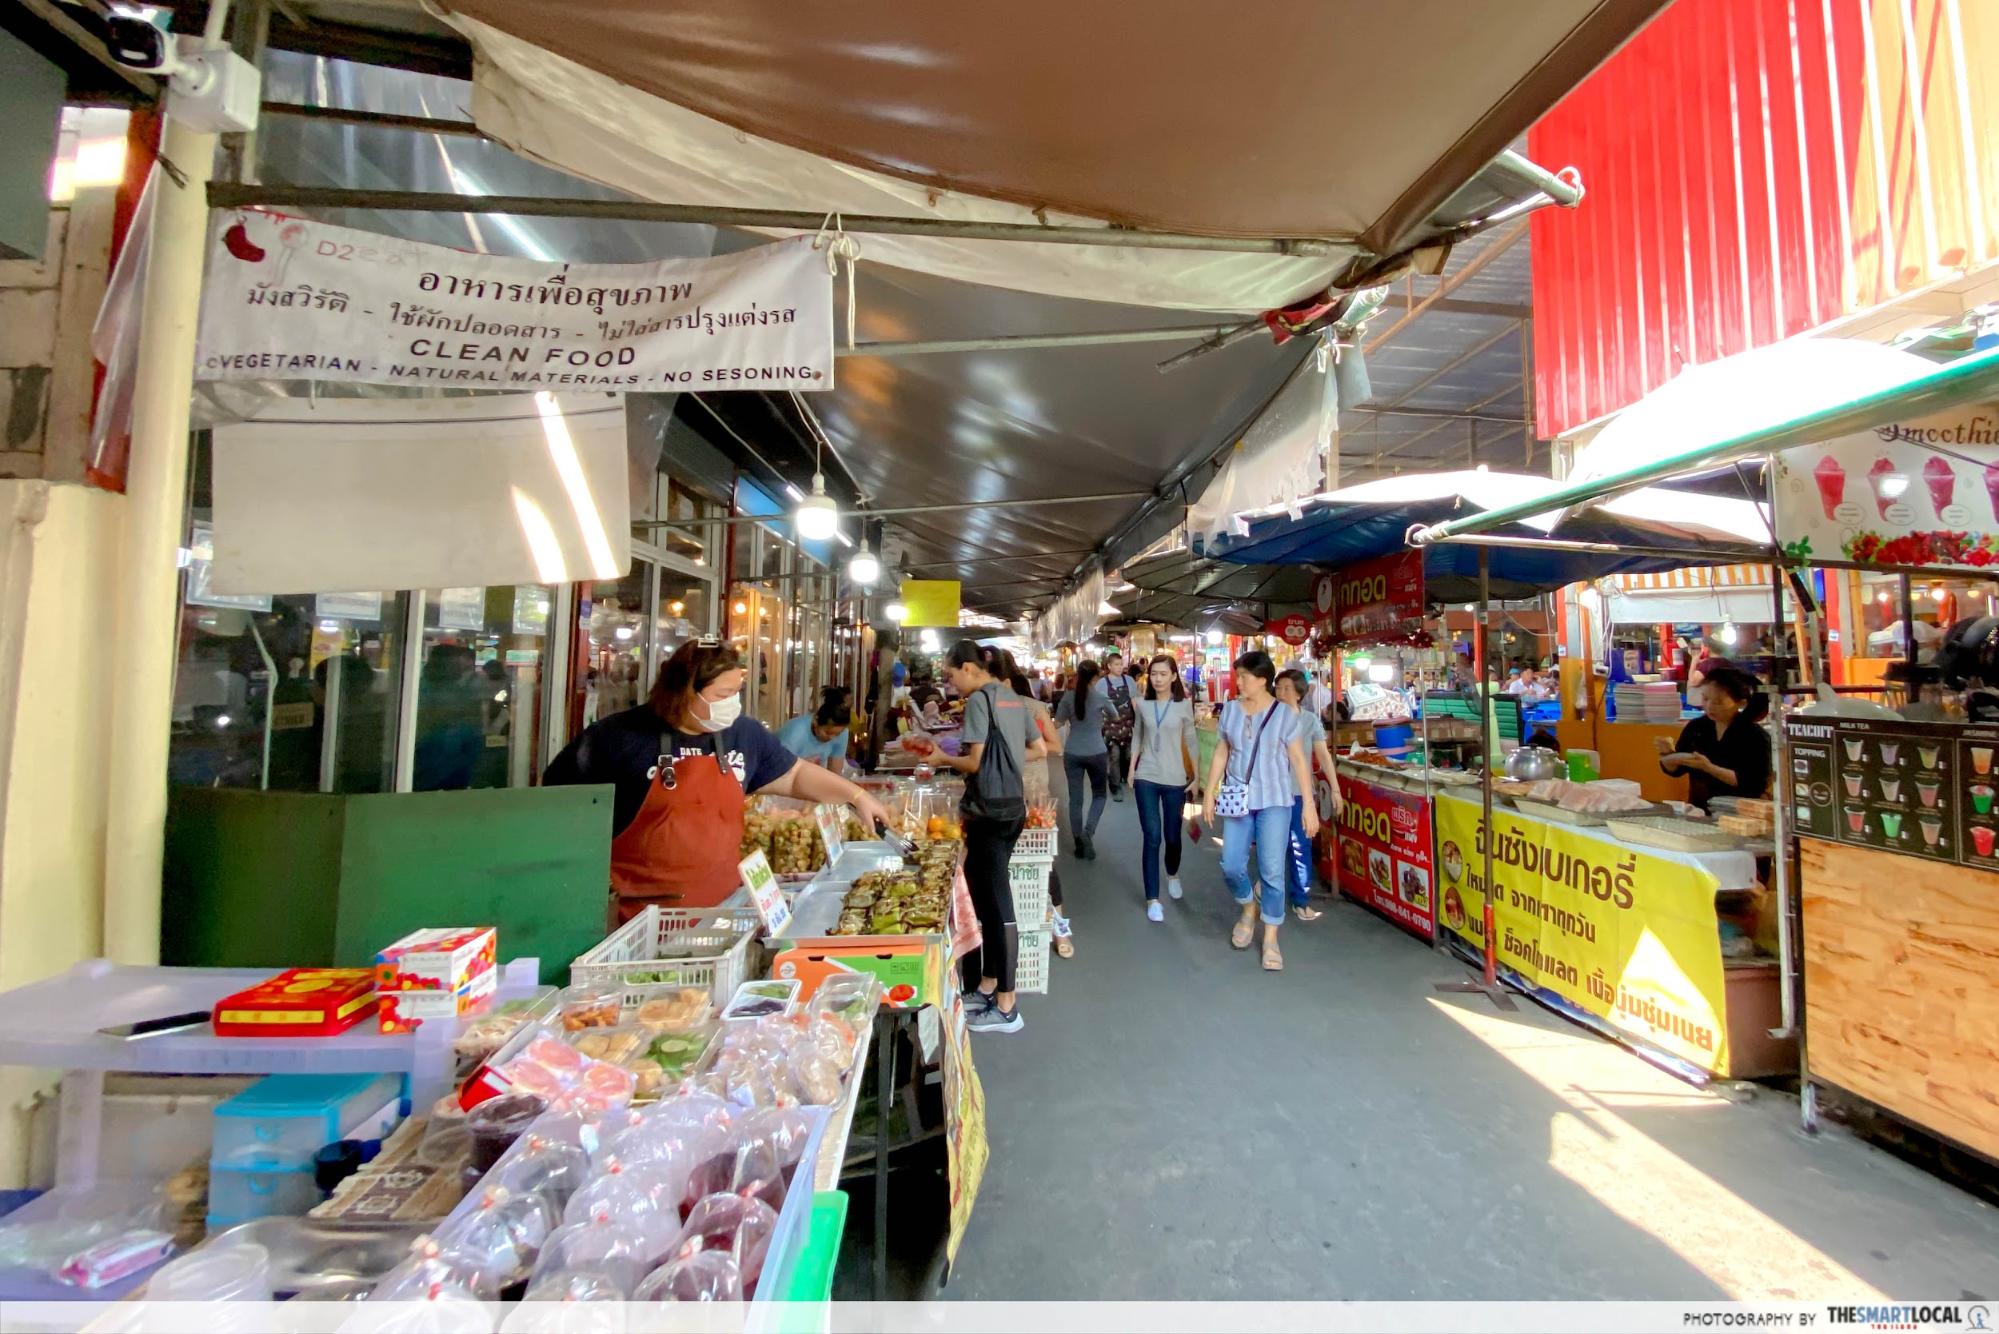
1286, 795, 1314, 906
1133, 779, 1186, 901
1222, 806, 1291, 926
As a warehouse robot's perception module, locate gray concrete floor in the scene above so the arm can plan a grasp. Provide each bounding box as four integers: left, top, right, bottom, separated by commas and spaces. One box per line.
947, 797, 1999, 1300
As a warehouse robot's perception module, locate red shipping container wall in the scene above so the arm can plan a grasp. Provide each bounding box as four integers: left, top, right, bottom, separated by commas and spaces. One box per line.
1529, 0, 1999, 441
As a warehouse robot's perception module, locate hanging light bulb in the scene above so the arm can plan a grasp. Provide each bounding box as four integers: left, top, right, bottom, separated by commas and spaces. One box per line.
1718, 620, 1739, 647
794, 472, 839, 541
847, 541, 881, 588
885, 601, 909, 623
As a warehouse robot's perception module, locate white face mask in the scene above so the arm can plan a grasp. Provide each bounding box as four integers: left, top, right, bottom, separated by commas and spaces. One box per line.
696, 691, 741, 733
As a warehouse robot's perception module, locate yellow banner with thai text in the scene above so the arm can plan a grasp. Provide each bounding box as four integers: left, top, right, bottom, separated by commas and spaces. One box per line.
1434, 793, 1731, 1074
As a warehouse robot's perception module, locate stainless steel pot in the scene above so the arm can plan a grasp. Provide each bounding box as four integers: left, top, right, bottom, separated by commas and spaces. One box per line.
1503, 747, 1563, 781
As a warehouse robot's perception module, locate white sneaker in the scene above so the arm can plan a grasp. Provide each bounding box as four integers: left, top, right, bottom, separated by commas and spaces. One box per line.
1146, 901, 1164, 922
1166, 876, 1184, 900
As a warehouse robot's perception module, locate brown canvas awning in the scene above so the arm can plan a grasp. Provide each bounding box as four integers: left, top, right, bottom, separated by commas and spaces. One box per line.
439, 0, 1663, 254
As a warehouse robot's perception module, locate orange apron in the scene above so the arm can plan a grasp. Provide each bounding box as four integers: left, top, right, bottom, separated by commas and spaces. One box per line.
608, 737, 747, 925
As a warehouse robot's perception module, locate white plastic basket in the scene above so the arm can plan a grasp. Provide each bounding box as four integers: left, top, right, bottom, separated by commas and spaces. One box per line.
1007, 857, 1053, 928
1014, 929, 1052, 995
1013, 826, 1059, 860
571, 904, 762, 1009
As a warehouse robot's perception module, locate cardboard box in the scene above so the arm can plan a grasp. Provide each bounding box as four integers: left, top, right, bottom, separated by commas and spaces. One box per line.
769, 936, 943, 1009
375, 927, 497, 1032
212, 967, 379, 1037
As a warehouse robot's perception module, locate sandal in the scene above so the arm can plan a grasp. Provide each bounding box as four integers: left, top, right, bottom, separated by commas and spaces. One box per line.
1262, 937, 1284, 971
1054, 935, 1075, 959
1292, 905, 1324, 922
1230, 912, 1255, 950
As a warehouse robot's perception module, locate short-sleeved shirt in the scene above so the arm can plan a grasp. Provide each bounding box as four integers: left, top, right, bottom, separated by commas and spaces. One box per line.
1055, 687, 1107, 756
1132, 695, 1196, 786
544, 705, 796, 836
960, 682, 1030, 812
1219, 697, 1301, 812
776, 714, 847, 769
1668, 714, 1772, 812
1294, 703, 1326, 753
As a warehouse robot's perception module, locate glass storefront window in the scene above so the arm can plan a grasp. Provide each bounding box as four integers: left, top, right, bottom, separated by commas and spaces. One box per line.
659, 477, 719, 568
576, 569, 649, 730
414, 586, 552, 791
656, 579, 713, 664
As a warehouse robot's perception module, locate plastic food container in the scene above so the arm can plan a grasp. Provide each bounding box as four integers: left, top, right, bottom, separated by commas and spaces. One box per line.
555, 985, 624, 1034
720, 980, 799, 1023
464, 1093, 548, 1176
205, 1164, 321, 1227
211, 1072, 405, 1172
564, 1025, 648, 1066
145, 1241, 274, 1301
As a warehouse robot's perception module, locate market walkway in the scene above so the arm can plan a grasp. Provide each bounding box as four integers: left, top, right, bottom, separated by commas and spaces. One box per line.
949, 802, 1999, 1301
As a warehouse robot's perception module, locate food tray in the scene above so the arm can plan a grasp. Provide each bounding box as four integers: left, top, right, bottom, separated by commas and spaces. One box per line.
1014, 929, 1052, 995
571, 904, 762, 1008
1511, 798, 1609, 826
1007, 857, 1053, 927
1603, 815, 1747, 853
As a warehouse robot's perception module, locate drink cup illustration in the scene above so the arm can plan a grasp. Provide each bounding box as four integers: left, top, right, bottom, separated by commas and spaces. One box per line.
1919, 815, 1942, 848
1880, 811, 1903, 838
1843, 739, 1864, 762
1973, 826, 1997, 858
1973, 746, 1993, 775
1973, 784, 1994, 816
1916, 778, 1940, 808
1918, 744, 1940, 769
1880, 778, 1901, 803
1923, 456, 1957, 517
1868, 457, 1901, 519
1880, 741, 1900, 765
1986, 462, 1999, 522
1796, 805, 1812, 826
1843, 772, 1863, 799
1813, 455, 1847, 520
1846, 809, 1865, 834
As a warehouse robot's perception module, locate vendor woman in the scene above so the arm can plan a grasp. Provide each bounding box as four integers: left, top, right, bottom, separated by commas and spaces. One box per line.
1654, 665, 1772, 813
547, 640, 893, 921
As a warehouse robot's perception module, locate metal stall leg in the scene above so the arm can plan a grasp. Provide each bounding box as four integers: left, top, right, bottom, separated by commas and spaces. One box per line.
1435, 546, 1514, 1010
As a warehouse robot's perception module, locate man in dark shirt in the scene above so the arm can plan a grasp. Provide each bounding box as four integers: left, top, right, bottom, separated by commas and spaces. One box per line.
1656, 666, 1771, 812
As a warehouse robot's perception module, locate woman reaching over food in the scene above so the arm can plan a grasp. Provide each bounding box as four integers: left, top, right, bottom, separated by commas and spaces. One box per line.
928, 642, 1048, 1034
545, 640, 894, 925
1654, 664, 1772, 813
1201, 650, 1319, 971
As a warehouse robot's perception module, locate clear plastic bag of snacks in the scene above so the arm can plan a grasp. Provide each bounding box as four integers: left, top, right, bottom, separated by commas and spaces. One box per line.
632, 1248, 743, 1303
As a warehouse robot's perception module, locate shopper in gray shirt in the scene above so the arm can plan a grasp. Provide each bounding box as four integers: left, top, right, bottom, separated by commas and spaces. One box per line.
1128, 654, 1198, 920
1055, 658, 1110, 859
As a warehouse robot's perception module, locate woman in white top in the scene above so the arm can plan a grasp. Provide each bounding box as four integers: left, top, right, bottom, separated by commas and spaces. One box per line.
1127, 654, 1198, 922
1275, 669, 1344, 921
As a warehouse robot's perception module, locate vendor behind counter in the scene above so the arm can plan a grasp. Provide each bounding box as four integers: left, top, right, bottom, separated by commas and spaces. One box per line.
1656, 665, 1772, 812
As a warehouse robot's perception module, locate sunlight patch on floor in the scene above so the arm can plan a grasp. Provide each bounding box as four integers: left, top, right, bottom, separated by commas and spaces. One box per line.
1430, 997, 1884, 1301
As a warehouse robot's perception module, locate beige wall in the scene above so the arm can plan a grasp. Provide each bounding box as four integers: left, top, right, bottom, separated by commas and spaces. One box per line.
0, 479, 125, 1185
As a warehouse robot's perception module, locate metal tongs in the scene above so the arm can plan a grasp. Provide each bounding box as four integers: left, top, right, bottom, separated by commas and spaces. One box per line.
873, 817, 920, 859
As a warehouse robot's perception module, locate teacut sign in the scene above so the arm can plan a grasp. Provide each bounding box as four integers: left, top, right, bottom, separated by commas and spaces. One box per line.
1266, 614, 1313, 645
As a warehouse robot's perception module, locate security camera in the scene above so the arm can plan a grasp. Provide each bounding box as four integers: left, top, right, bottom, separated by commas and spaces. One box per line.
102, 17, 262, 134
103, 14, 174, 73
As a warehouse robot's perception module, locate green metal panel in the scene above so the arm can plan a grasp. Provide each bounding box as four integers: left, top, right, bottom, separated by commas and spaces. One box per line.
163, 788, 345, 968
162, 786, 614, 985
332, 786, 613, 985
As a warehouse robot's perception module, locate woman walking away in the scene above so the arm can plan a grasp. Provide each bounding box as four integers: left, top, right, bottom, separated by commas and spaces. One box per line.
1055, 659, 1111, 859
1012, 669, 1076, 956
932, 642, 1044, 1033
1276, 669, 1344, 921
1129, 653, 1197, 922
1202, 651, 1319, 971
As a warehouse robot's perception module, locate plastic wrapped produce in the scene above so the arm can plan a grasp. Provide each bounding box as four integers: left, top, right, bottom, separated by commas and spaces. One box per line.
524, 1219, 652, 1299
369, 1236, 493, 1302
464, 1094, 549, 1177
559, 1158, 683, 1234
735, 1107, 815, 1177
430, 1186, 557, 1293
340, 1285, 495, 1334
726, 1131, 788, 1213
664, 1193, 777, 1291
485, 1133, 591, 1213
632, 1248, 744, 1303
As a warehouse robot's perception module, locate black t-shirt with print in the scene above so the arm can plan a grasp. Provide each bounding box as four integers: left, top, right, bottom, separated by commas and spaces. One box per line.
544, 704, 796, 836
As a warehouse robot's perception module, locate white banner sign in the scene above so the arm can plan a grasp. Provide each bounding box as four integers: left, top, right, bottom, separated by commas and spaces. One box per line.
196, 213, 835, 392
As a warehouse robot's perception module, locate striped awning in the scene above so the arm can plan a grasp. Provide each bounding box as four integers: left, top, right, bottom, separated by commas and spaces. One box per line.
1609, 564, 1773, 593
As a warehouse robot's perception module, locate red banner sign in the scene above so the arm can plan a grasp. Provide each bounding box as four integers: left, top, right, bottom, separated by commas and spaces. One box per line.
1335, 775, 1436, 941
1334, 550, 1425, 642
1265, 613, 1313, 645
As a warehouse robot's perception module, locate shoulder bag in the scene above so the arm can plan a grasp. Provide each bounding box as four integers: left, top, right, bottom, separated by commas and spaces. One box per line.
960, 684, 1027, 824
1212, 702, 1278, 819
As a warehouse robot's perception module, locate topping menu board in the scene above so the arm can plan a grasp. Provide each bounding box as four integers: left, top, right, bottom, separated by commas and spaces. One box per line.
1784, 716, 1999, 869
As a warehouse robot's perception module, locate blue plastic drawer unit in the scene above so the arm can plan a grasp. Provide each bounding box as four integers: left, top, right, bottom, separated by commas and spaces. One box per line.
210, 1071, 403, 1172
205, 1165, 322, 1228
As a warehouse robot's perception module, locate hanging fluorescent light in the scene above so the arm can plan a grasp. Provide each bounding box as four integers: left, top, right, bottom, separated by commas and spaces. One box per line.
836, 530, 855, 548
783, 482, 805, 503
795, 473, 839, 541
848, 541, 881, 588
885, 601, 909, 623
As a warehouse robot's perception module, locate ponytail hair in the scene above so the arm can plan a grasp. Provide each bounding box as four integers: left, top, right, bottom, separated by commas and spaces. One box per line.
946, 639, 1001, 679
1072, 659, 1101, 721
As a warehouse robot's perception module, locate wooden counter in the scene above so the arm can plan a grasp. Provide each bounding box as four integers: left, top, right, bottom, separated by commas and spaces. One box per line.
1802, 838, 1999, 1160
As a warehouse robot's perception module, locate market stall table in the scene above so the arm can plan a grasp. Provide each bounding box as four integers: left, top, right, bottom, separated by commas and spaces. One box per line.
1432, 790, 1792, 1081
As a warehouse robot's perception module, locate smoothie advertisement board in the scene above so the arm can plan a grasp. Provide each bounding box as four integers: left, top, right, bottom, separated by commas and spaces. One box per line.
1433, 792, 1732, 1075
1785, 715, 1999, 869
1334, 774, 1435, 941
1772, 403, 1999, 568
